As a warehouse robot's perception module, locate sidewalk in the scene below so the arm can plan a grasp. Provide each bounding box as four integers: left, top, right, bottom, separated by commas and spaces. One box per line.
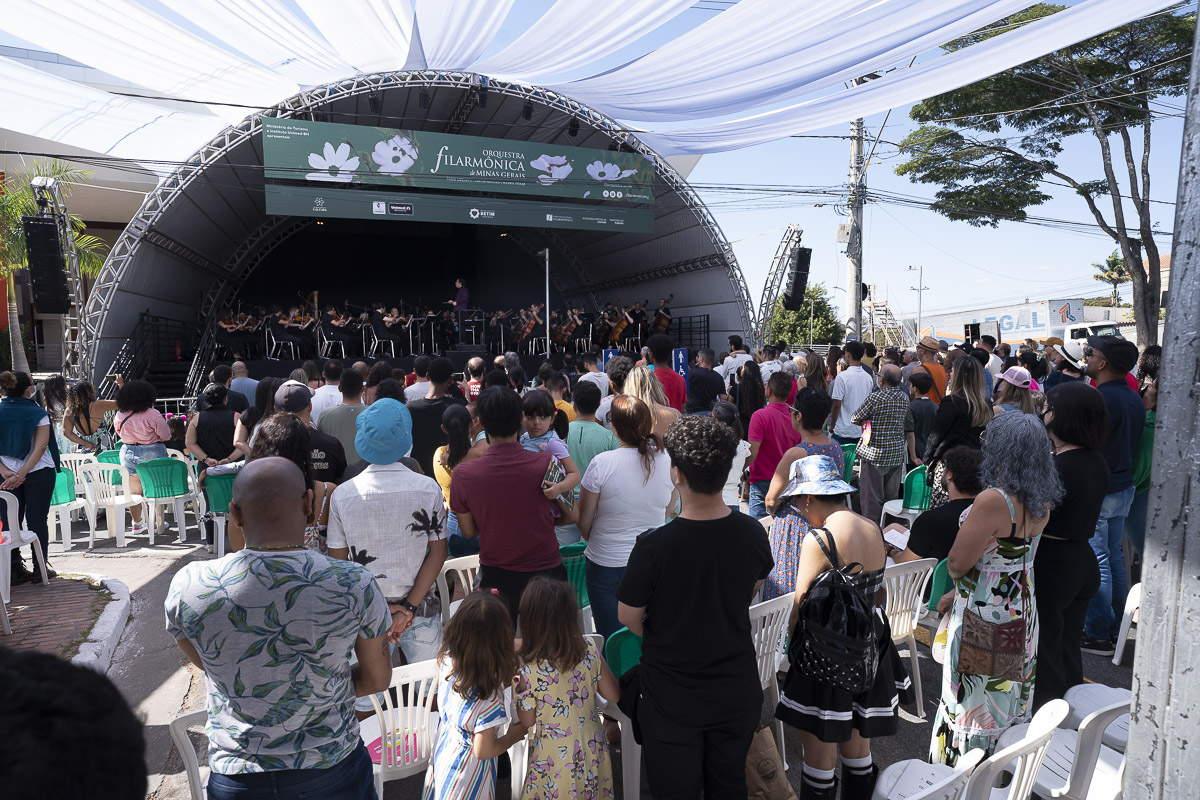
2, 574, 110, 658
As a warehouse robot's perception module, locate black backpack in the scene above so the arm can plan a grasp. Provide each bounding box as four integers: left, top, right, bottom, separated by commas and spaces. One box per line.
789, 528, 883, 694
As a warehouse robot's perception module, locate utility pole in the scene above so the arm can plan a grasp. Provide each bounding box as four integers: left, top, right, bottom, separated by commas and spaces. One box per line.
539, 248, 551, 358
843, 109, 865, 342
908, 264, 927, 344
809, 296, 815, 348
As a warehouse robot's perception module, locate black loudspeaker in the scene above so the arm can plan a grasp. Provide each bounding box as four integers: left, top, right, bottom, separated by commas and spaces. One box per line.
782, 247, 812, 311
22, 216, 71, 314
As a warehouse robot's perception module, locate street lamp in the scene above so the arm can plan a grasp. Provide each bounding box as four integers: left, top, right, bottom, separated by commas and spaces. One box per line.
908, 265, 928, 344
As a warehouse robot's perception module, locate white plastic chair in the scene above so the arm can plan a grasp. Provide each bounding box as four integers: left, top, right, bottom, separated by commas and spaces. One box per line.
80, 462, 146, 547
168, 709, 208, 800
961, 699, 1070, 800
362, 659, 440, 798
1112, 582, 1140, 666
883, 558, 937, 717
58, 452, 99, 528
167, 449, 207, 521
750, 592, 794, 770
871, 747, 985, 800
0, 489, 52, 635
435, 554, 481, 624
49, 468, 96, 550
996, 699, 1127, 800
1064, 684, 1130, 753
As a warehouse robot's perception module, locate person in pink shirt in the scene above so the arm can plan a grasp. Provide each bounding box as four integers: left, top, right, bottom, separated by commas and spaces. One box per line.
113, 379, 171, 533
746, 372, 802, 518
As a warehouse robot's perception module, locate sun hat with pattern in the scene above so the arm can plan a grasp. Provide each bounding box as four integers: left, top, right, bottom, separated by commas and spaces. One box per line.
779, 454, 856, 500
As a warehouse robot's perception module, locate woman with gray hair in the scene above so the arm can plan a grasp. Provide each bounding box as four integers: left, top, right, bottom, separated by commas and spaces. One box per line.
929, 411, 1064, 765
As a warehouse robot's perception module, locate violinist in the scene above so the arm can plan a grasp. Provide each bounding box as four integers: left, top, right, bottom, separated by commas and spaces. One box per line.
320, 304, 354, 352
370, 302, 406, 353
270, 307, 313, 357
216, 308, 256, 359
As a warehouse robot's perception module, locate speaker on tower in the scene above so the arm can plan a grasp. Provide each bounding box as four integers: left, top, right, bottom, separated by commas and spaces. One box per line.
22, 216, 71, 314
782, 247, 812, 311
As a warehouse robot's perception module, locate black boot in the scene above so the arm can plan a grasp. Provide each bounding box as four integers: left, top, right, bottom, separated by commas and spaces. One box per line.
10, 560, 34, 586
799, 775, 838, 800
841, 764, 878, 800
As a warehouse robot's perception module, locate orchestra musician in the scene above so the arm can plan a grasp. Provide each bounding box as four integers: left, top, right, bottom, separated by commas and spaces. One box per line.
216, 308, 259, 359
370, 302, 406, 354
269, 307, 313, 358
320, 305, 355, 354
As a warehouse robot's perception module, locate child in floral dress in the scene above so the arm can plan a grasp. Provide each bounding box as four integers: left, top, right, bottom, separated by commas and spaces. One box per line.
514, 577, 619, 800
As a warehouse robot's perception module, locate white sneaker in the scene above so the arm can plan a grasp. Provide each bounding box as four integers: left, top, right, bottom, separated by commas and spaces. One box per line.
130, 522, 147, 534
206, 544, 215, 554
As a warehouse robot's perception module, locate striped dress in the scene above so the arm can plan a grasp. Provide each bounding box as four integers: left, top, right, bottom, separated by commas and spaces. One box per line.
422, 660, 510, 800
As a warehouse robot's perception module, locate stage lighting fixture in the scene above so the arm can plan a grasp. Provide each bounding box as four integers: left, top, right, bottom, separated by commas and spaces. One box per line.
368, 93, 381, 114
419, 88, 430, 109
568, 119, 579, 138
523, 101, 533, 120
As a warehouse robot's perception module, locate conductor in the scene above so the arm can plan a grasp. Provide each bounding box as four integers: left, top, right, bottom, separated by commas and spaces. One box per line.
448, 278, 470, 346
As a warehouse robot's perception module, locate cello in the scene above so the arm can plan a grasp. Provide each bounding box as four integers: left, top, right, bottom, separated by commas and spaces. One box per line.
651, 293, 674, 335
516, 303, 543, 346
608, 301, 631, 345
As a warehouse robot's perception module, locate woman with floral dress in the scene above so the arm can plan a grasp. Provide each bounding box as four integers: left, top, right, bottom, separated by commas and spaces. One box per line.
929, 412, 1063, 764
762, 389, 843, 600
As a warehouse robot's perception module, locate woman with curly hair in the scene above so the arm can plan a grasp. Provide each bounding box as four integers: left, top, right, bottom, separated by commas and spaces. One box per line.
929, 411, 1064, 765
63, 378, 119, 454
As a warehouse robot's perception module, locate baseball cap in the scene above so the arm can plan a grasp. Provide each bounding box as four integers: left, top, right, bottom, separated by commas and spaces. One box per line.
1053, 342, 1084, 371
998, 366, 1032, 390
274, 380, 312, 413
1086, 335, 1138, 375
355, 398, 413, 465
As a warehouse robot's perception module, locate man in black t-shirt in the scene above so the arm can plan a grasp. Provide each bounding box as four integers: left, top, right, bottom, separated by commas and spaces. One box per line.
194, 364, 249, 414
405, 357, 467, 476
618, 416, 773, 799
888, 446, 982, 564
685, 348, 728, 415
273, 381, 346, 483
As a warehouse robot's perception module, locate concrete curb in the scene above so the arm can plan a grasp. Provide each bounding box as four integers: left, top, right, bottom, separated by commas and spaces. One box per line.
69, 573, 132, 674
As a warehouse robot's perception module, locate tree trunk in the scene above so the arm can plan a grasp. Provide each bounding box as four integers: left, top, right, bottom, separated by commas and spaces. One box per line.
6, 272, 30, 374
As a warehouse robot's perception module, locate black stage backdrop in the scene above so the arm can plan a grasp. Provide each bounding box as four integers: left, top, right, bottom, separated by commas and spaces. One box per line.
237, 218, 569, 313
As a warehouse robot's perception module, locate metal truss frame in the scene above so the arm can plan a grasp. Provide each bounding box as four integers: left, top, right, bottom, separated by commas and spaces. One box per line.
756, 225, 805, 347
87, 71, 754, 380
29, 176, 89, 379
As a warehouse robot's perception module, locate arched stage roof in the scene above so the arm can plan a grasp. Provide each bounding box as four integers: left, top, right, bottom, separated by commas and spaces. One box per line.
84, 71, 755, 383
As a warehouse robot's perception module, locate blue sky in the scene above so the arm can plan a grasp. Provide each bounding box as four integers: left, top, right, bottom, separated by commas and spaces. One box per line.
1, 0, 1182, 318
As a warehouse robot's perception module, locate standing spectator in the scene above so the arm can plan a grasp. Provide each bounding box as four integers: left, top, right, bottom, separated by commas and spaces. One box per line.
647, 334, 686, 413
578, 396, 676, 640
113, 379, 171, 534
228, 361, 258, 408
747, 372, 803, 518
465, 356, 486, 401
977, 334, 1004, 377
1042, 342, 1086, 390
853, 365, 913, 524
803, 350, 829, 394
595, 355, 632, 429
888, 446, 984, 564
899, 348, 920, 390
734, 360, 766, 440
908, 371, 937, 463
617, 416, 772, 798
930, 413, 1063, 764
993, 367, 1037, 415
318, 368, 366, 464
562, 381, 619, 546
0, 371, 60, 583
577, 352, 610, 399
713, 401, 752, 512
434, 405, 478, 558
450, 388, 576, 625
362, 360, 392, 405
1080, 335, 1144, 656
407, 357, 468, 477
829, 341, 874, 447
327, 399, 448, 670
758, 345, 783, 385
306, 359, 345, 422
717, 334, 754, 390
234, 377, 282, 456
196, 364, 249, 413
1125, 378, 1158, 562
825, 346, 843, 386
1033, 383, 1108, 708
246, 412, 332, 554
62, 378, 117, 454
404, 355, 432, 402
861, 341, 878, 372
543, 372, 576, 422
686, 348, 727, 415
625, 365, 679, 439
274, 381, 346, 484
166, 459, 392, 799
923, 357, 993, 508
913, 336, 948, 405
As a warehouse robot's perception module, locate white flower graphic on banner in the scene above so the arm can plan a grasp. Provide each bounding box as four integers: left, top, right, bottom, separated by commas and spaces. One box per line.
586, 160, 637, 182
371, 135, 418, 175
306, 142, 359, 182
530, 154, 573, 185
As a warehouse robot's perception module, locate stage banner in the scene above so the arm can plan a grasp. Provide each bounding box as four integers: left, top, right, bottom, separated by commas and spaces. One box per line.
262, 118, 655, 205
264, 184, 655, 234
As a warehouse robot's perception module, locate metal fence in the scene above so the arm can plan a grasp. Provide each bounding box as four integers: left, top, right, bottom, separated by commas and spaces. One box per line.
155, 396, 198, 417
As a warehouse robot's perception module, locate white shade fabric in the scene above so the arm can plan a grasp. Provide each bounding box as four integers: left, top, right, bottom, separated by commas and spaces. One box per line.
294, 0, 415, 74
1, 0, 296, 120
637, 0, 1180, 154
414, 0, 516, 70
470, 0, 695, 83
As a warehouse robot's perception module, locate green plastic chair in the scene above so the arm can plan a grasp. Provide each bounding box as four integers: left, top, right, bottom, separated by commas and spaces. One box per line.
136, 458, 194, 544
560, 542, 589, 608
927, 558, 952, 612
879, 465, 933, 526
204, 473, 237, 557
51, 467, 76, 505
840, 442, 857, 483
97, 449, 122, 485
605, 626, 643, 680
49, 467, 97, 549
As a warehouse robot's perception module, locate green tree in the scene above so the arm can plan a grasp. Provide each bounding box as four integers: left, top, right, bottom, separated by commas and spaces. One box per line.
1092, 250, 1130, 306
894, 4, 1193, 346
0, 161, 108, 372
766, 283, 845, 347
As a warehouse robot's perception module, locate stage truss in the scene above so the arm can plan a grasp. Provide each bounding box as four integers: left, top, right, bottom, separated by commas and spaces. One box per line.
755, 224, 805, 346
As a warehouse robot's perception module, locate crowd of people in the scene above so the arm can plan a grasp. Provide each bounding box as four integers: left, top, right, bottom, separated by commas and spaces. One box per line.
0, 324, 1160, 800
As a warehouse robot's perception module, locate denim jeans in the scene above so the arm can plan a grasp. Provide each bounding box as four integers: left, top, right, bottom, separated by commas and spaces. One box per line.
206, 741, 376, 799
555, 523, 582, 547
446, 512, 480, 558
1124, 490, 1149, 559
1084, 485, 1135, 640
585, 558, 626, 642
118, 442, 168, 475
747, 479, 771, 519
2, 466, 55, 568
352, 615, 441, 713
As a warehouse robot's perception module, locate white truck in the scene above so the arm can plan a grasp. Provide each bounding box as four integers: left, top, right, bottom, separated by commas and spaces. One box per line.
912, 299, 1124, 346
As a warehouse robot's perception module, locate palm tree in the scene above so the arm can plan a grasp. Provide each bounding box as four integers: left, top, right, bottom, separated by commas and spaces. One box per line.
0, 160, 109, 373
1092, 250, 1130, 307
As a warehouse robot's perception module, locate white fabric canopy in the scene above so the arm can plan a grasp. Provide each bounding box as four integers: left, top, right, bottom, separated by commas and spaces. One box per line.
555, 0, 1038, 121
637, 0, 1180, 154
2, 0, 296, 120
413, 0, 515, 70
294, 0, 415, 74
0, 56, 225, 168
470, 0, 695, 83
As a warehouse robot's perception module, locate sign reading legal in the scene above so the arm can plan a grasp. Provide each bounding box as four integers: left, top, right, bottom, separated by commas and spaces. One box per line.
262, 118, 655, 204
